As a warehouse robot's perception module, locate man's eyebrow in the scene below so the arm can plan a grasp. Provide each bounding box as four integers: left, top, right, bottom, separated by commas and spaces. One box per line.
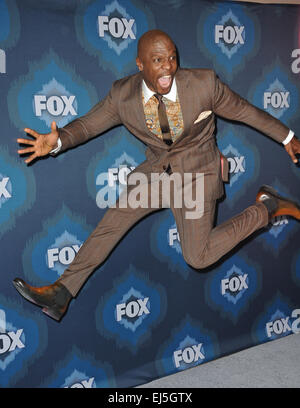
150, 49, 177, 56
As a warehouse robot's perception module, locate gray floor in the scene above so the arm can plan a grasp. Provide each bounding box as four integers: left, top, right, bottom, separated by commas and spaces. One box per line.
138, 333, 300, 388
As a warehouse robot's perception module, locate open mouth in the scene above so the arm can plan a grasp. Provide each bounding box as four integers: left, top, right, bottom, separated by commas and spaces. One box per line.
158, 75, 172, 89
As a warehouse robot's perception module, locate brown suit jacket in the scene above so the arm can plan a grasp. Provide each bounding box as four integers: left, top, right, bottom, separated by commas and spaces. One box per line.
58, 68, 290, 201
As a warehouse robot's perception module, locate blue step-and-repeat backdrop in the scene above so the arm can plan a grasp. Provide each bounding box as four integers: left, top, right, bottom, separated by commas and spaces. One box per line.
0, 0, 300, 388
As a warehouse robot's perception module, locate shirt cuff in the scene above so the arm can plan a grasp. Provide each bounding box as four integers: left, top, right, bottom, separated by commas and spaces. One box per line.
282, 130, 294, 145
50, 137, 62, 154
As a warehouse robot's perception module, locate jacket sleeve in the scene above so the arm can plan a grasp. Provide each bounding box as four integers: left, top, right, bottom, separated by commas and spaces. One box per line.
211, 70, 290, 144
58, 81, 122, 152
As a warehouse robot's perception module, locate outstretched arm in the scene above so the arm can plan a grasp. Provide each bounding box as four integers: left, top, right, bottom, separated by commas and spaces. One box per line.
18, 121, 59, 164
18, 80, 122, 162
211, 71, 298, 164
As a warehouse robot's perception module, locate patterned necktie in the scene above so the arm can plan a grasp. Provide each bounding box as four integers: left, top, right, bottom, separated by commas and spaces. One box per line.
154, 94, 173, 146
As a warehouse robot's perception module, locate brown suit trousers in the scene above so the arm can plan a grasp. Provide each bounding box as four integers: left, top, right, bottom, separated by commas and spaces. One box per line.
58, 170, 268, 297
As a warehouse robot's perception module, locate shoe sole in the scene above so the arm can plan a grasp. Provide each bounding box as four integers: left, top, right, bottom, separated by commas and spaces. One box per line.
42, 307, 61, 321
257, 185, 300, 220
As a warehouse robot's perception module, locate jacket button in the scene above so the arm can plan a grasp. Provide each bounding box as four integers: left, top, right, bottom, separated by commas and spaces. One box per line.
163, 164, 172, 174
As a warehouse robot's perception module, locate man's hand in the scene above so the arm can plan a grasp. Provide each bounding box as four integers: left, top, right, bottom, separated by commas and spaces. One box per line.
284, 136, 300, 164
17, 121, 59, 164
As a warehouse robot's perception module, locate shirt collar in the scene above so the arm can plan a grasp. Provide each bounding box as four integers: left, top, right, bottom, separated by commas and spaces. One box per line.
142, 78, 177, 104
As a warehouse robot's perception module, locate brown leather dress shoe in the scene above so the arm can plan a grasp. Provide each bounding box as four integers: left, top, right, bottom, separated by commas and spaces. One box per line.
13, 278, 72, 321
256, 185, 300, 220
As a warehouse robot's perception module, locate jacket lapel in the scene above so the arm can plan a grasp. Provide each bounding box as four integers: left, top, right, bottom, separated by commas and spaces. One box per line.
173, 68, 196, 145
130, 73, 166, 148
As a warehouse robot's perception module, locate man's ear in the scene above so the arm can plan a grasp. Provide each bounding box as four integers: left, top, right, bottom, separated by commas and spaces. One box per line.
136, 57, 143, 71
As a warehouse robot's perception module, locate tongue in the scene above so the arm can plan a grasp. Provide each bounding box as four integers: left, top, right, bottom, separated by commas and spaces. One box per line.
158, 77, 171, 88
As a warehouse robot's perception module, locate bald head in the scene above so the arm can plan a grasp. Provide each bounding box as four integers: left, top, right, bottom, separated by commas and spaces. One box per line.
136, 30, 178, 95
137, 30, 175, 59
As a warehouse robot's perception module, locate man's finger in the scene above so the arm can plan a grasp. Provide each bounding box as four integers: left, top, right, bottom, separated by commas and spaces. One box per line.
287, 137, 300, 163
51, 121, 57, 132
17, 138, 35, 145
24, 128, 40, 139
290, 152, 298, 164
18, 147, 35, 155
284, 143, 299, 164
24, 153, 37, 164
